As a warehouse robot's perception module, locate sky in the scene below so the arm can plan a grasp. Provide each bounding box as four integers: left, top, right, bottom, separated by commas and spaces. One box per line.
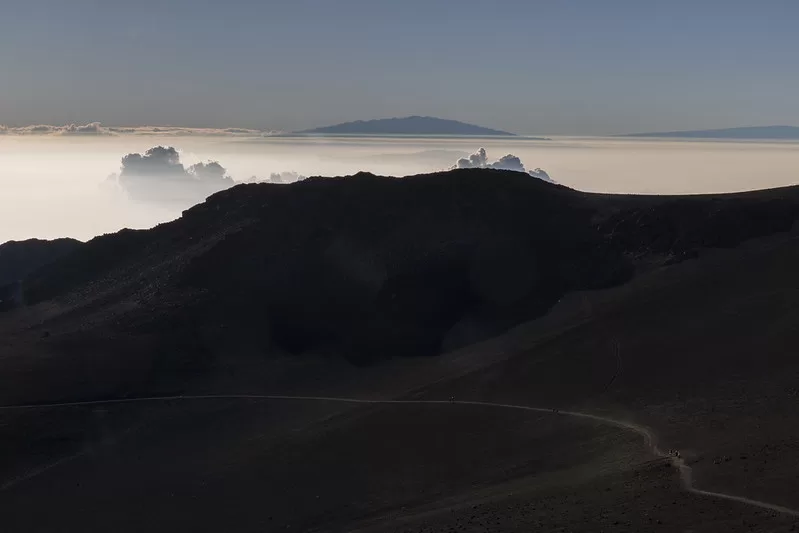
1, 0, 798, 135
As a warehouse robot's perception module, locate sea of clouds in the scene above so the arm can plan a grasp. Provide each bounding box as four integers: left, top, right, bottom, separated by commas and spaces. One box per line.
2, 124, 798, 243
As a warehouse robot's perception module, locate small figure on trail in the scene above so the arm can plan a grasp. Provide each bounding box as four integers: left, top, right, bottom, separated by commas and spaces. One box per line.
449, 396, 455, 403
552, 408, 559, 414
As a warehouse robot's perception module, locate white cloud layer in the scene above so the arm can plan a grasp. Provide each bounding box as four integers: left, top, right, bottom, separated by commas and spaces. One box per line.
0, 122, 283, 137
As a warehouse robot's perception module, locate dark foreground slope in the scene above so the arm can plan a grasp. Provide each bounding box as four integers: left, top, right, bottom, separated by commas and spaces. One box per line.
6, 235, 799, 532
5, 170, 799, 531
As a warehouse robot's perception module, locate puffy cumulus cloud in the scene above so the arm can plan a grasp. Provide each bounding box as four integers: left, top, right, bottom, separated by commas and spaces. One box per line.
528, 168, 553, 182
189, 161, 229, 182
120, 146, 183, 177
492, 154, 526, 173
109, 146, 235, 205
453, 148, 555, 183
106, 146, 306, 206
455, 147, 489, 169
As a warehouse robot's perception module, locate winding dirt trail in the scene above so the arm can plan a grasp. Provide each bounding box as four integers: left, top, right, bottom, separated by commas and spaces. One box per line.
2, 394, 798, 518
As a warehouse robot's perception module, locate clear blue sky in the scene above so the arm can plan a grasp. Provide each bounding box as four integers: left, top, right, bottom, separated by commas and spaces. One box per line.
1, 0, 797, 135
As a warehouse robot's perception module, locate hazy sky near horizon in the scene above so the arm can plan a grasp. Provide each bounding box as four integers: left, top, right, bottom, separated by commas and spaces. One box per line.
2, 1, 798, 135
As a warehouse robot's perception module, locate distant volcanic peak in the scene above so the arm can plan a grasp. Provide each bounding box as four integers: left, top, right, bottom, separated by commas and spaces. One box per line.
298, 116, 515, 136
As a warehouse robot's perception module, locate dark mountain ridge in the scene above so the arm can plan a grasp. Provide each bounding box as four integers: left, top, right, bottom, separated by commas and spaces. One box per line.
5, 169, 799, 384
15, 171, 627, 366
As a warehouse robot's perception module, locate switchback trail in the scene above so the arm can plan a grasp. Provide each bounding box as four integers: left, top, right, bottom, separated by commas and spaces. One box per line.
2, 394, 798, 518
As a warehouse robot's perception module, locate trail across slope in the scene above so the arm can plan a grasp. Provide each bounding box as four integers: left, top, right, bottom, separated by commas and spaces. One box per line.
1, 394, 798, 518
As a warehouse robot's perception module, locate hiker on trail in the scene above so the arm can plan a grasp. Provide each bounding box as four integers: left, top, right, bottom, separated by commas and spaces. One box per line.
449, 396, 455, 403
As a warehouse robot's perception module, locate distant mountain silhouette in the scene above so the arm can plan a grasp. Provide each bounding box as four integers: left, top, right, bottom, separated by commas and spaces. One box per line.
622, 126, 799, 140
298, 116, 516, 136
